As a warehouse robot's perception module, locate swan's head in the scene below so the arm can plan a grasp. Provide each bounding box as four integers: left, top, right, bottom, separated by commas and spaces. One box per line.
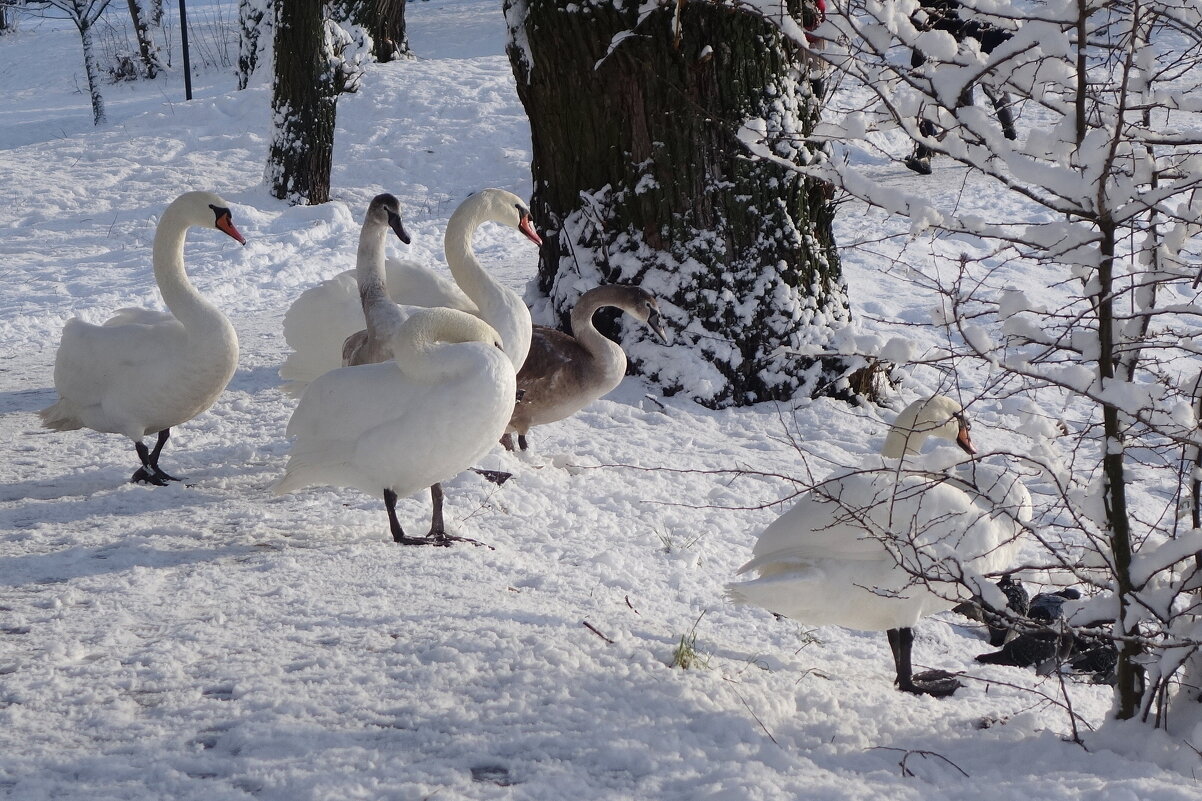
167, 191, 246, 245
366, 193, 411, 245
613, 286, 669, 344
635, 292, 668, 344
459, 188, 543, 246
880, 394, 976, 459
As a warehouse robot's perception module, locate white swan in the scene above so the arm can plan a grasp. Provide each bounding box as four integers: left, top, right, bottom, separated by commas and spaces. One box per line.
726, 395, 1031, 696
279, 188, 541, 395
274, 306, 517, 545
39, 191, 246, 485
501, 284, 668, 451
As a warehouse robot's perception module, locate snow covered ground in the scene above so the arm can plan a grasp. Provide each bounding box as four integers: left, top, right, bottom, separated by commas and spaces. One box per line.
0, 1, 1198, 798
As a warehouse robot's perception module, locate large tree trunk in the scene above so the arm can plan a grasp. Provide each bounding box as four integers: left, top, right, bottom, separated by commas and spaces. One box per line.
505, 0, 850, 408
265, 0, 338, 205
365, 0, 409, 62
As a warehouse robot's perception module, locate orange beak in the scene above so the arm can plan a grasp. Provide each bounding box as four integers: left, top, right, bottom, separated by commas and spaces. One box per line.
518, 214, 543, 247
956, 425, 977, 455
215, 211, 246, 245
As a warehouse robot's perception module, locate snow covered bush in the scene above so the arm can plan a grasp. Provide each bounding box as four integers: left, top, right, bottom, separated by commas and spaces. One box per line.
740, 0, 1202, 739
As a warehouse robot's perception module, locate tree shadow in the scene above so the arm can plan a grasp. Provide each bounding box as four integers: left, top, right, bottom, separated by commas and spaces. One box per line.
0, 387, 54, 416
0, 540, 258, 588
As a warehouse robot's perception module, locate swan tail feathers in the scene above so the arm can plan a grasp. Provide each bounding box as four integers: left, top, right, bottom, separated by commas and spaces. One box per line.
38, 400, 84, 431
273, 443, 356, 496
724, 571, 825, 621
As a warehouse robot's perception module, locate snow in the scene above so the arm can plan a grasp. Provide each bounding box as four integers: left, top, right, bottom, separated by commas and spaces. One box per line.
1, 0, 1200, 798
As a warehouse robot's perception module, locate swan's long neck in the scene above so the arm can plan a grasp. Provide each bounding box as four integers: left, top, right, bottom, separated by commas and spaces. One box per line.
356, 218, 401, 339
152, 207, 225, 333
881, 417, 925, 459
880, 399, 959, 459
570, 290, 627, 379
443, 201, 530, 369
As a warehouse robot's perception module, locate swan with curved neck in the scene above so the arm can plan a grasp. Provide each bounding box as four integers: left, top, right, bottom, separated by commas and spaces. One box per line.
727, 395, 1028, 697
279, 188, 541, 395
502, 284, 668, 451
39, 191, 246, 485
881, 394, 976, 459
340, 193, 412, 367
275, 306, 517, 545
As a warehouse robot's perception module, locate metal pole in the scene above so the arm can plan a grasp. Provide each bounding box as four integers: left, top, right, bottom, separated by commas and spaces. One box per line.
178, 0, 192, 100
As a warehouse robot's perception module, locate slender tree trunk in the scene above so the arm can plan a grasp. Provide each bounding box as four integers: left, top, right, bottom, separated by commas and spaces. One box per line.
125, 0, 162, 78
1096, 217, 1143, 719
266, 0, 338, 205
78, 19, 107, 124
505, 0, 850, 408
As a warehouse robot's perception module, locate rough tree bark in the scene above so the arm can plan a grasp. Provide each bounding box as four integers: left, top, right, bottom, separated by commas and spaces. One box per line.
237, 0, 272, 90
124, 0, 162, 78
505, 0, 850, 408
363, 0, 409, 62
265, 0, 339, 205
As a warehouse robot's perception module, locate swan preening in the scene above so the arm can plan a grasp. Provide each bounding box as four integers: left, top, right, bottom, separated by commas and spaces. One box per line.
39, 191, 246, 485
502, 284, 669, 451
279, 188, 541, 396
274, 307, 517, 545
727, 395, 1030, 697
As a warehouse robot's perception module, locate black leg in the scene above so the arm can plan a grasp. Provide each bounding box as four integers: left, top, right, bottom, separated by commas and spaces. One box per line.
889, 626, 961, 697
517, 434, 528, 451
428, 483, 446, 540
424, 483, 491, 549
147, 429, 179, 481
983, 84, 1017, 140
905, 119, 937, 174
385, 488, 436, 545
888, 627, 911, 686
131, 432, 176, 486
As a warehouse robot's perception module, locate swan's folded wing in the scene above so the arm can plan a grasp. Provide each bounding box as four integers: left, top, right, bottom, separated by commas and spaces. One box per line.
284, 363, 419, 443
385, 259, 478, 313
280, 272, 364, 391
54, 316, 187, 396
516, 327, 578, 393
103, 307, 175, 327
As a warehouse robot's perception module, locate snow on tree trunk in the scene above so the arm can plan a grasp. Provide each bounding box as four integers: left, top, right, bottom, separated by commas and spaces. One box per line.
79, 17, 107, 124
504, 0, 851, 408
125, 0, 162, 78
363, 0, 409, 62
238, 0, 273, 90
265, 0, 339, 205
